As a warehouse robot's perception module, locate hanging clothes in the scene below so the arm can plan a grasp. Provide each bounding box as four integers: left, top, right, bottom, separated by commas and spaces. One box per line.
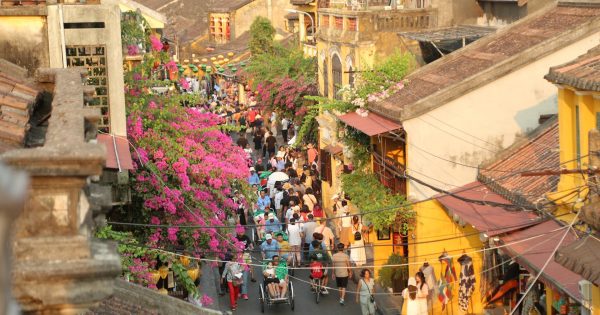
457, 254, 476, 312
437, 253, 457, 311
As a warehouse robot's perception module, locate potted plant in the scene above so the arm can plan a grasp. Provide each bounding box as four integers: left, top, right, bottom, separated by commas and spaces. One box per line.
377, 253, 408, 294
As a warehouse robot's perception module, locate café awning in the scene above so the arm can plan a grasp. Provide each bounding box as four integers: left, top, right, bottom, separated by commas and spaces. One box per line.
500, 220, 583, 301
97, 134, 134, 171
337, 111, 401, 137
555, 235, 600, 286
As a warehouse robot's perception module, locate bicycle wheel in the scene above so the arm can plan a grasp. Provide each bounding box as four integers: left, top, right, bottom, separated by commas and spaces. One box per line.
259, 285, 265, 313
315, 278, 321, 304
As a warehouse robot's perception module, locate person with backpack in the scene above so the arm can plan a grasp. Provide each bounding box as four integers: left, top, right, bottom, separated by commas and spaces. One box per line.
309, 240, 331, 294
350, 215, 366, 267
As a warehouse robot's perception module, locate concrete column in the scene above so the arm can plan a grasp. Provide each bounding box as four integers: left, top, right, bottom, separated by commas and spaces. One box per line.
46, 5, 64, 68
4, 68, 121, 315
105, 2, 127, 137
299, 14, 306, 42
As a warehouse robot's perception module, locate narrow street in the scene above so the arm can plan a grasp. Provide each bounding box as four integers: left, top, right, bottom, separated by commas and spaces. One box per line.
217, 260, 364, 315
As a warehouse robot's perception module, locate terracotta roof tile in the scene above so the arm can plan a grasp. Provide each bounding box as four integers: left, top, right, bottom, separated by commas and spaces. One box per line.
0, 68, 39, 152
545, 45, 600, 91
371, 3, 600, 120
478, 117, 559, 207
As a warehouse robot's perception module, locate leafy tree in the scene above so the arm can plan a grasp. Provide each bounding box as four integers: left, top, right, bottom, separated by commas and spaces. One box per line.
341, 171, 413, 231
249, 16, 276, 55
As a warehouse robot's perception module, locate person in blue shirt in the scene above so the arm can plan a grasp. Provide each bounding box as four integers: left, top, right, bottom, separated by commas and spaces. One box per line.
260, 234, 281, 260
265, 212, 282, 233
257, 190, 271, 211
248, 167, 260, 186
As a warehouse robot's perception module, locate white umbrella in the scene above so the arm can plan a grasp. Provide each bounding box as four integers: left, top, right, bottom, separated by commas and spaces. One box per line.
267, 172, 290, 198
268, 172, 289, 182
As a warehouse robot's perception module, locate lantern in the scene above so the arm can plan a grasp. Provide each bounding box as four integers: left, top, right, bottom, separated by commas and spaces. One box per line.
158, 266, 169, 279
149, 270, 161, 284
180, 256, 190, 267
187, 267, 200, 281
158, 288, 168, 295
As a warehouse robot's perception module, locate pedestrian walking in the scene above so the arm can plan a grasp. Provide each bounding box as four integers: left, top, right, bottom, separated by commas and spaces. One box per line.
337, 201, 353, 247
415, 271, 429, 314
221, 254, 244, 311
281, 117, 289, 142
332, 243, 351, 305
403, 277, 420, 315
356, 269, 376, 315
350, 215, 366, 266
287, 217, 304, 266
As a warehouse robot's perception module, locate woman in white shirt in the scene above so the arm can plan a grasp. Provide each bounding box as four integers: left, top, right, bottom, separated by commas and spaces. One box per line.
414, 272, 429, 315
337, 201, 352, 247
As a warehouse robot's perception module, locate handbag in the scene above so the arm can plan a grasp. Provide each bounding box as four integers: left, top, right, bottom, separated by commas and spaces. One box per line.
363, 279, 375, 303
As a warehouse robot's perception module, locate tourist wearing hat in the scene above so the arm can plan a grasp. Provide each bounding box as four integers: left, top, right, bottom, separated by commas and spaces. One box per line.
248, 167, 260, 186
265, 212, 282, 234
260, 233, 280, 260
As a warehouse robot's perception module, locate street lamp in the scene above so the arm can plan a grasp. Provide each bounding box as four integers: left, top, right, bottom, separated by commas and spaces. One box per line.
286, 9, 315, 42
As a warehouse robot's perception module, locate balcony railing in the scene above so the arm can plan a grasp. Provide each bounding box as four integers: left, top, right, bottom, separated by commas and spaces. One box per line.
0, 0, 100, 5
323, 0, 431, 10
0, 0, 45, 6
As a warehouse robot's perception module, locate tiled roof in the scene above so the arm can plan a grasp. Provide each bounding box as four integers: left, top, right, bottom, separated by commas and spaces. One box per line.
371, 2, 600, 120
478, 117, 559, 208
545, 45, 600, 91
0, 70, 39, 153
136, 0, 254, 43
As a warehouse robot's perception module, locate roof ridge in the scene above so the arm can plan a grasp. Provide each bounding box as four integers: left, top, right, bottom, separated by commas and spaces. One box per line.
369, 2, 600, 121
479, 116, 559, 170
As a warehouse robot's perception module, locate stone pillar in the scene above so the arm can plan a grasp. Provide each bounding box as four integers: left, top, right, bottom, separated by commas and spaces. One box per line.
2, 68, 121, 314
0, 164, 28, 315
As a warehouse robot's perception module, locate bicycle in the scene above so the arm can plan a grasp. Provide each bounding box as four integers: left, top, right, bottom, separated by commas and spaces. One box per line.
310, 276, 322, 304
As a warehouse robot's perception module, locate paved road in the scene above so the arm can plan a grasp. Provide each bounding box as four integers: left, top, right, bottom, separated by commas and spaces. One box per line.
217, 264, 365, 315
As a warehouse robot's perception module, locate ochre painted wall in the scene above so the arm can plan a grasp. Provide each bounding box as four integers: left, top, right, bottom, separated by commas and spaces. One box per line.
0, 16, 49, 75
408, 199, 485, 314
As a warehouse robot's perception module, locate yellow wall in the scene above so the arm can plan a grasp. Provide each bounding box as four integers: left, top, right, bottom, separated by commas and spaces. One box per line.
408, 199, 485, 314
592, 284, 600, 315
552, 88, 600, 202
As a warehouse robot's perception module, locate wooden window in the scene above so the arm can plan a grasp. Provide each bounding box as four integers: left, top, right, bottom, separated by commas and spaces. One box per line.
66, 45, 109, 132
347, 17, 357, 31
332, 54, 342, 99
320, 150, 332, 184
321, 15, 329, 28
334, 16, 343, 30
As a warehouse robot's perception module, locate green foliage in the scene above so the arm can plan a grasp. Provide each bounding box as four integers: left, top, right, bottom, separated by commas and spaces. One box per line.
341, 125, 371, 169
356, 51, 415, 98
341, 171, 413, 231
377, 253, 409, 291
121, 11, 151, 48
249, 16, 276, 55
96, 225, 201, 297
245, 44, 316, 86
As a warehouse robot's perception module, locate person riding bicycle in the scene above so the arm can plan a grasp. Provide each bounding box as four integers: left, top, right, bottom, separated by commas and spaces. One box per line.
309, 240, 331, 294
309, 254, 325, 292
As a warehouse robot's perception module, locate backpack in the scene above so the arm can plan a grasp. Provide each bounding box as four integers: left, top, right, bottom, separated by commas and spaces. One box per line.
354, 231, 362, 241
310, 262, 324, 278
281, 191, 290, 207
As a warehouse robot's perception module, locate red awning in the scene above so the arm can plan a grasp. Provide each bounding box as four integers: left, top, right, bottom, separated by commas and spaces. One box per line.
500, 220, 583, 301
337, 111, 401, 136
436, 182, 539, 236
97, 134, 134, 171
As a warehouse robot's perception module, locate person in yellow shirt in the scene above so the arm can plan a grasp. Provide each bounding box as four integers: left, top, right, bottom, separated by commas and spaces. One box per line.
276, 233, 291, 264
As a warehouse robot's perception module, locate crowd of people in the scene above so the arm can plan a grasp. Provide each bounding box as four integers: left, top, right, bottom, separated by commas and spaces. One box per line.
202, 77, 374, 314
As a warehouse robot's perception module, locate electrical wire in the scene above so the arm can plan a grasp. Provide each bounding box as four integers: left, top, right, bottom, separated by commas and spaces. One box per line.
117, 224, 569, 272
509, 206, 582, 314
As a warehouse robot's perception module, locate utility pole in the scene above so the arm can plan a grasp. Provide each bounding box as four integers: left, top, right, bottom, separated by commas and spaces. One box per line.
581, 129, 600, 231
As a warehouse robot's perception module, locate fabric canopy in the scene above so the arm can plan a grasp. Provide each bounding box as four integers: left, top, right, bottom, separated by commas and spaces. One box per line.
337, 111, 401, 136
555, 235, 600, 286
500, 220, 583, 301
436, 182, 539, 236
97, 134, 134, 171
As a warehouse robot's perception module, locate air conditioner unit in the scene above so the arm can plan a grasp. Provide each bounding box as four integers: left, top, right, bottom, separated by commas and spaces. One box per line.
579, 280, 592, 315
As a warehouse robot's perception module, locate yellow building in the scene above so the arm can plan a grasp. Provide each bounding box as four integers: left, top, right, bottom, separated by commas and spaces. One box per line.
546, 45, 600, 315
